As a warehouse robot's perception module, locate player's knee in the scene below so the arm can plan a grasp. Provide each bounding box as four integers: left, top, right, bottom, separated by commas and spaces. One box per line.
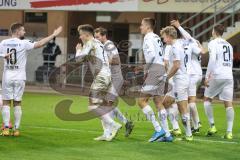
224, 101, 233, 108
137, 98, 146, 108
13, 101, 21, 106
163, 97, 174, 108
188, 96, 196, 103
3, 100, 11, 106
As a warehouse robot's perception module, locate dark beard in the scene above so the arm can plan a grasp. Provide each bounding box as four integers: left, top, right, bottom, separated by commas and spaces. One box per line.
19, 36, 25, 40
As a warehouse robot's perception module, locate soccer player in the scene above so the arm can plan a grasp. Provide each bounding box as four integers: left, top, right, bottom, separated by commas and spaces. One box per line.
163, 45, 182, 137
75, 24, 121, 141
93, 27, 134, 140
138, 17, 171, 142
0, 23, 62, 136
204, 24, 234, 140
171, 20, 204, 134
160, 26, 193, 141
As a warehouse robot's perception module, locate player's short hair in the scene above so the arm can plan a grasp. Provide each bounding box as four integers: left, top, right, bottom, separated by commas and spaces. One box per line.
160, 26, 177, 39
213, 24, 224, 36
184, 27, 193, 36
142, 17, 156, 30
10, 23, 24, 34
94, 27, 108, 36
174, 27, 182, 39
78, 24, 94, 36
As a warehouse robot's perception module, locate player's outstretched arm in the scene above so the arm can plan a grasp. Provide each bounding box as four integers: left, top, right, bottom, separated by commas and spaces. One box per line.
34, 26, 63, 49
171, 20, 192, 40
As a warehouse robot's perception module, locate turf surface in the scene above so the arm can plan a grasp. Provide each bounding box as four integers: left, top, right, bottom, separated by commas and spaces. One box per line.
0, 92, 239, 160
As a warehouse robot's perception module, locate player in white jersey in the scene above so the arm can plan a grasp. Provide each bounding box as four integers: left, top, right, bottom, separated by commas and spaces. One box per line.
163, 45, 182, 137
171, 20, 205, 134
138, 18, 171, 142
203, 24, 234, 140
161, 26, 193, 141
93, 27, 134, 141
0, 23, 62, 136
75, 24, 121, 141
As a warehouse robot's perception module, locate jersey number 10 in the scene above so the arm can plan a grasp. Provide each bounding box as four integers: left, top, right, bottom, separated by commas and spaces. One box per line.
7, 48, 17, 65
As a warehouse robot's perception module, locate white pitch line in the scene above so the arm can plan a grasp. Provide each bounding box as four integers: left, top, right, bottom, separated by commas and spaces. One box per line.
193, 138, 238, 144
24, 125, 239, 145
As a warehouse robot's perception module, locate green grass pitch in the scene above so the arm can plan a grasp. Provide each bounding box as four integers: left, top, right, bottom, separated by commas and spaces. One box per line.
0, 92, 239, 160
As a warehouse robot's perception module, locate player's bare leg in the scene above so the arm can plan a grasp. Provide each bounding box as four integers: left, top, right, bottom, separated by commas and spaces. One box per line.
223, 101, 234, 140
177, 100, 193, 141
203, 97, 217, 136
189, 96, 201, 134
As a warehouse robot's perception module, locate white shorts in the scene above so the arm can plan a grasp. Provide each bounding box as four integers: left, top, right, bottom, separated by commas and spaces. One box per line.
105, 75, 124, 102
174, 77, 189, 102
204, 79, 233, 101
188, 74, 202, 97
141, 65, 166, 96
90, 74, 111, 104
2, 80, 25, 101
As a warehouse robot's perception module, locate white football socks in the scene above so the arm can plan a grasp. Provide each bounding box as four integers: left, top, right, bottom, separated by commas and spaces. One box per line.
14, 106, 22, 129
2, 105, 10, 128
204, 101, 214, 126
167, 106, 180, 130
112, 107, 128, 124
142, 105, 162, 132
226, 107, 234, 133
189, 102, 200, 129
158, 109, 170, 137
182, 113, 192, 137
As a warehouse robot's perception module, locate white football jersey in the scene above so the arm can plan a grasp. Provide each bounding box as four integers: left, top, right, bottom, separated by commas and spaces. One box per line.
76, 38, 110, 76
104, 40, 121, 76
143, 32, 164, 68
177, 26, 202, 75
190, 42, 202, 76
207, 37, 233, 79
171, 39, 192, 79
183, 39, 201, 75
0, 38, 36, 81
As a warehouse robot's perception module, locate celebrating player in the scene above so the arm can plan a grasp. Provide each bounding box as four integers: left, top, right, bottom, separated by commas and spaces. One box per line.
138, 17, 171, 142
161, 26, 193, 141
75, 24, 121, 141
163, 45, 182, 137
204, 24, 234, 140
0, 23, 62, 136
93, 27, 134, 140
171, 20, 205, 134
